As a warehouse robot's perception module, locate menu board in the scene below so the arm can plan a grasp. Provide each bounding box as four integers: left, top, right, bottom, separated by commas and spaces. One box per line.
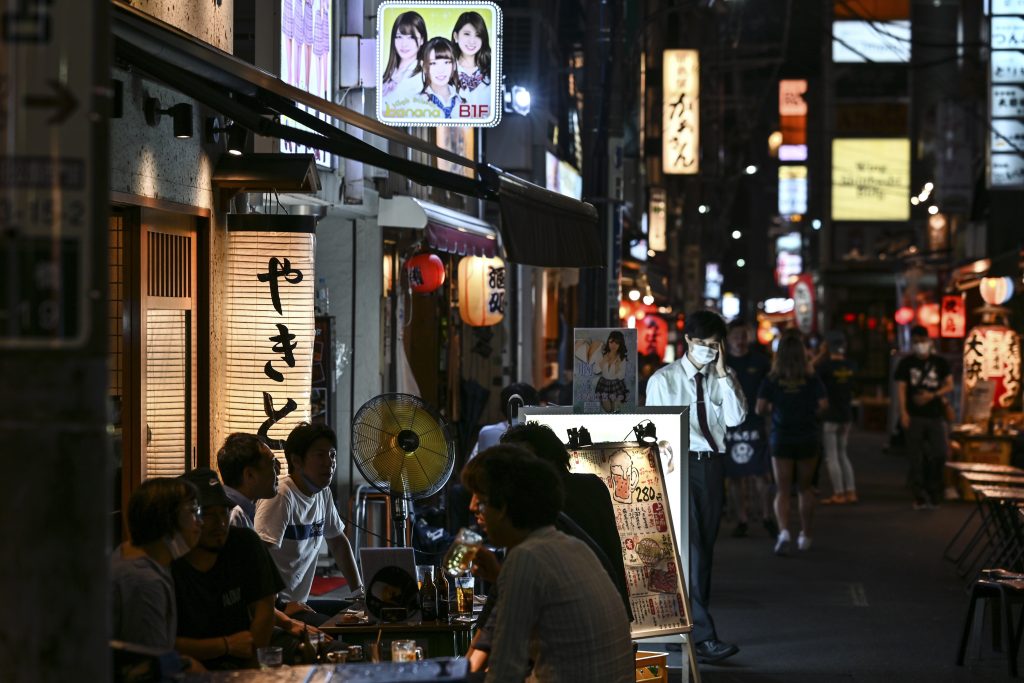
568, 442, 691, 639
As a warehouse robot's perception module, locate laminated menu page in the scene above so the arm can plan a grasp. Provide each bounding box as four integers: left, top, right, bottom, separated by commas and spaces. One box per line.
568, 441, 691, 639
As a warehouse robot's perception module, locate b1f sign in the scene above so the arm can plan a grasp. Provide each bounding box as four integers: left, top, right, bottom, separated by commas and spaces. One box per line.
377, 1, 502, 127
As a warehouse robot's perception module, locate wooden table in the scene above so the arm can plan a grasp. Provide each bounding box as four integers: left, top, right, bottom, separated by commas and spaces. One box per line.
318, 619, 475, 660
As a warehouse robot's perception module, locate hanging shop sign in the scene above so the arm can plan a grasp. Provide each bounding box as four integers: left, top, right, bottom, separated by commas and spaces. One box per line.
647, 187, 667, 252
405, 252, 446, 293
224, 215, 316, 457
662, 49, 700, 175
989, 5, 1024, 188
963, 323, 1022, 409
940, 295, 966, 338
778, 165, 808, 216
279, 0, 335, 167
376, 1, 502, 127
458, 255, 505, 326
831, 138, 910, 221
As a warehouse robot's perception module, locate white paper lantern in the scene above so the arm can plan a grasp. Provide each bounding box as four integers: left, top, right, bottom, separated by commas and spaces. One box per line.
458, 256, 506, 327
225, 215, 316, 455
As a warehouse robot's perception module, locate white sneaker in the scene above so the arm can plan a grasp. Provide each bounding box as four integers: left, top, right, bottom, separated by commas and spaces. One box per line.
797, 532, 812, 551
774, 529, 791, 556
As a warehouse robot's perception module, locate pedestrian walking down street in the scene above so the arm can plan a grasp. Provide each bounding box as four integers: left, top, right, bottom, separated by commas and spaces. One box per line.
757, 331, 828, 555
894, 325, 953, 509
817, 331, 859, 504
723, 321, 775, 539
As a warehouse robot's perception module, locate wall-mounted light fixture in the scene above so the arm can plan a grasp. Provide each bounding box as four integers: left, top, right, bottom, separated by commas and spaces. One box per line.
633, 420, 657, 444
143, 96, 194, 139
567, 426, 592, 449
205, 116, 248, 156
503, 84, 531, 116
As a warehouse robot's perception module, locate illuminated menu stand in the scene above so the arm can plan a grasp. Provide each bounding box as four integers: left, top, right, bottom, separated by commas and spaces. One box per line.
519, 406, 700, 683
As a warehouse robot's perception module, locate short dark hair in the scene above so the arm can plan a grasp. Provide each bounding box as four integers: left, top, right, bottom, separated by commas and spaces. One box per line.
500, 422, 571, 472
910, 325, 929, 338
500, 383, 539, 411
461, 445, 564, 530
127, 478, 198, 546
284, 422, 337, 474
217, 432, 266, 487
684, 310, 727, 341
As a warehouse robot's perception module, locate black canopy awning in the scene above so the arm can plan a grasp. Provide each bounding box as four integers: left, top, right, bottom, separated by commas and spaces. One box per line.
111, 3, 603, 268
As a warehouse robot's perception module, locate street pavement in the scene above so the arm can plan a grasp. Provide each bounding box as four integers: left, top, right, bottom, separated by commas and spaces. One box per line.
646, 427, 1012, 682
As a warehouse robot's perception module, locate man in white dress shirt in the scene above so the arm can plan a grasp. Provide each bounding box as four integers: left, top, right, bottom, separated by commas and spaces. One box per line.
645, 309, 747, 664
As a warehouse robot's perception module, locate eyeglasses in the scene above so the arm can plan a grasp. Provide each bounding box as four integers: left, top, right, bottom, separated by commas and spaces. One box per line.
186, 504, 203, 521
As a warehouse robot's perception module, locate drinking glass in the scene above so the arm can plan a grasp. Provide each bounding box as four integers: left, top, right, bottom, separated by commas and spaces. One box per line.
256, 646, 283, 669
453, 573, 474, 620
391, 638, 417, 663
442, 527, 483, 576
416, 564, 434, 590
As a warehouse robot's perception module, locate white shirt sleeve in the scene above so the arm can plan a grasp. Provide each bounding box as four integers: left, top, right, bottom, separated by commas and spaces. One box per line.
323, 489, 345, 539
254, 492, 290, 547
715, 367, 748, 427
644, 371, 672, 406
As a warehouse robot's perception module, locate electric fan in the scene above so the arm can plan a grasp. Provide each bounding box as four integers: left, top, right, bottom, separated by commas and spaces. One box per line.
351, 393, 457, 546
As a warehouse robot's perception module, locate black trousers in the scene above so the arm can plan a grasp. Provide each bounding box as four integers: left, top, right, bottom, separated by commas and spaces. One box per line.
688, 452, 725, 643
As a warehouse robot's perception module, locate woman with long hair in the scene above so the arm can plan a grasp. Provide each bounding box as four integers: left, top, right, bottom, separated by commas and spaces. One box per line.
381, 11, 427, 104
576, 330, 630, 413
451, 11, 491, 108
756, 331, 827, 555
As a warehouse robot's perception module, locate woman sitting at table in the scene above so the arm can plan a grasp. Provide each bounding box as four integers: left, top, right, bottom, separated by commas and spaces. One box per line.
111, 477, 204, 671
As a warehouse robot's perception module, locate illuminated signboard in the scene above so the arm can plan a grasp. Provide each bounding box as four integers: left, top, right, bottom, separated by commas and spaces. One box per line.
832, 20, 910, 63
377, 2, 502, 127
779, 144, 808, 161
280, 0, 335, 166
545, 152, 583, 200
832, 138, 910, 221
663, 49, 700, 175
648, 187, 667, 252
778, 165, 808, 215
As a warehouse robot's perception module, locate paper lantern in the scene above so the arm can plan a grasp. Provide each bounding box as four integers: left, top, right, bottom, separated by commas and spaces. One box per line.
980, 276, 1015, 306
895, 306, 915, 326
963, 323, 1021, 409
405, 253, 446, 294
225, 215, 315, 457
458, 256, 505, 327
638, 315, 669, 360
919, 303, 940, 326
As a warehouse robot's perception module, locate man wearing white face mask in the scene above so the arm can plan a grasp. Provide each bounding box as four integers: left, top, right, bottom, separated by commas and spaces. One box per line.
645, 309, 747, 664
895, 325, 953, 509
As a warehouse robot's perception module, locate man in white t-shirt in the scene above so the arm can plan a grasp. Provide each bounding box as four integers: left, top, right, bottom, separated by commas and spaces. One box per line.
255, 423, 363, 623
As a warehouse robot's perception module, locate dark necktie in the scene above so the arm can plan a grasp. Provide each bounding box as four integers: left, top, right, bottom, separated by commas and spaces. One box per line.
695, 373, 719, 453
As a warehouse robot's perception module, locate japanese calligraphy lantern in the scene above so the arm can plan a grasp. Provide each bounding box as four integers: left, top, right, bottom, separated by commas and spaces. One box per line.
405, 253, 446, 294
638, 314, 669, 360
963, 316, 1021, 409
979, 276, 1015, 306
224, 214, 315, 459
458, 256, 505, 327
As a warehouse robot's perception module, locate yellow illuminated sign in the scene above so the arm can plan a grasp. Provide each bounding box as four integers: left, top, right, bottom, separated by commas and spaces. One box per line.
663, 49, 699, 175
832, 138, 910, 221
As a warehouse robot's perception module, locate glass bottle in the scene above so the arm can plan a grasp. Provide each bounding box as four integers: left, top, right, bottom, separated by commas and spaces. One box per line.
295, 625, 318, 665
419, 565, 437, 621
435, 565, 450, 621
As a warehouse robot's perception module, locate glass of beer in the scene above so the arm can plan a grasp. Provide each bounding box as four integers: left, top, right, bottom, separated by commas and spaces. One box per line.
391, 639, 417, 663
442, 527, 483, 576
453, 573, 474, 620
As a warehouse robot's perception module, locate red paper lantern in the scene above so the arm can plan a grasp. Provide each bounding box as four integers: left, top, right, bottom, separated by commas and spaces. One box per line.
894, 306, 915, 326
405, 253, 445, 294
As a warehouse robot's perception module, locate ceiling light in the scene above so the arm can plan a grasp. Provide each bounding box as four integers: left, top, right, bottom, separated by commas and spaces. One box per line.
928, 205, 939, 215
745, 164, 758, 175
736, 258, 746, 268
731, 230, 742, 239
698, 204, 710, 214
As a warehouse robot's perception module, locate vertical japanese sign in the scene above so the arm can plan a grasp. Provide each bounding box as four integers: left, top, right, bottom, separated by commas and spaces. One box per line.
990, 2, 1024, 187
225, 216, 316, 460
662, 49, 699, 175
940, 294, 966, 338
1, 0, 95, 347
647, 187, 667, 252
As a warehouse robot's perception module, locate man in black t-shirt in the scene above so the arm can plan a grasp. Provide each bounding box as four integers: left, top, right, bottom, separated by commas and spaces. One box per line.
173, 469, 284, 669
894, 326, 953, 509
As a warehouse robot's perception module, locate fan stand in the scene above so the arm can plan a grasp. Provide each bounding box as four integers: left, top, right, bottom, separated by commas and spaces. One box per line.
389, 428, 421, 548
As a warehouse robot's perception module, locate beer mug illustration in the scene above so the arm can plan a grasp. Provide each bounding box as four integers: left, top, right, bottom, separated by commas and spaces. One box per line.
609, 449, 639, 504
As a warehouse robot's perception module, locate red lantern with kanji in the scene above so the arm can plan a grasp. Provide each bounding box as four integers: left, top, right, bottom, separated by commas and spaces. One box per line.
638, 315, 669, 360
963, 321, 1021, 409
940, 295, 966, 338
405, 253, 445, 294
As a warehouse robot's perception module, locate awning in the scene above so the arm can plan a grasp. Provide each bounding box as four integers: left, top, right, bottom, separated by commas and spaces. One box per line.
378, 197, 499, 258
111, 3, 602, 268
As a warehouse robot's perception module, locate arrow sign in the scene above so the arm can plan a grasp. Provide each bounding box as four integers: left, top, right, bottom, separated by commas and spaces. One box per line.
24, 79, 77, 124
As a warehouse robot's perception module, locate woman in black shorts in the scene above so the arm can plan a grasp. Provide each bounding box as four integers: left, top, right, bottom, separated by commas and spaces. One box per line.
757, 331, 828, 556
